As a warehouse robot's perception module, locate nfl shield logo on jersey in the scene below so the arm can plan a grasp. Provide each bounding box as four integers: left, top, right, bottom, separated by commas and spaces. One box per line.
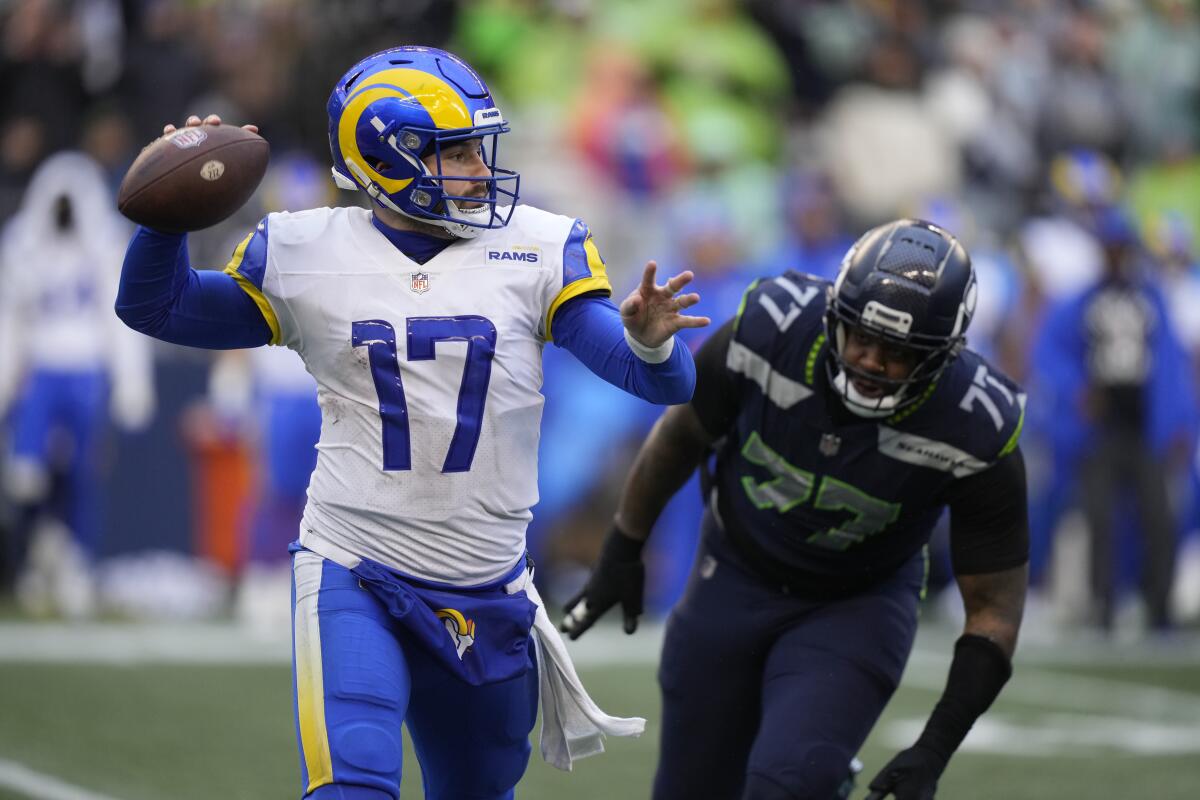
410, 271, 431, 295
819, 433, 841, 457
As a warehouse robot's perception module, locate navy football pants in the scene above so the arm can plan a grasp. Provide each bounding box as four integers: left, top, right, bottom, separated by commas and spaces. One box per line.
654, 515, 924, 800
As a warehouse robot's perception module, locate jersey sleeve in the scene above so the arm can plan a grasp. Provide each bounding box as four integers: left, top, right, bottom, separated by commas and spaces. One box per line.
222, 216, 285, 346
543, 218, 612, 341
725, 272, 826, 407
953, 355, 1027, 464
944, 446, 1030, 574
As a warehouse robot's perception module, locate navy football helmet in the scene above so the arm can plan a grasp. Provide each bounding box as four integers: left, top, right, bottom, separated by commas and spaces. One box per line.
825, 219, 976, 417
327, 46, 519, 238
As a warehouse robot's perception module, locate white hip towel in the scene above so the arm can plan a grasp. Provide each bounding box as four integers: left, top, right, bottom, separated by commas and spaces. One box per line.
504, 568, 646, 770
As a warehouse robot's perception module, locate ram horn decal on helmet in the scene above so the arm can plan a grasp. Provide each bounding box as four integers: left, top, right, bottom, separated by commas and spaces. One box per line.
326, 46, 520, 239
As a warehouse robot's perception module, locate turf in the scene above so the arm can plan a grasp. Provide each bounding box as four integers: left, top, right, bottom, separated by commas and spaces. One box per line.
2, 650, 1200, 800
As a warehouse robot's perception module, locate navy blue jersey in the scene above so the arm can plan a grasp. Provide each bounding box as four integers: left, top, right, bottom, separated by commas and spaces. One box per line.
708, 271, 1025, 593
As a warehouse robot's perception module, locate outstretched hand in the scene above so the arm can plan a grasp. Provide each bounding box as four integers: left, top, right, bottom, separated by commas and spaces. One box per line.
619, 262, 710, 349
560, 525, 646, 640
163, 114, 259, 136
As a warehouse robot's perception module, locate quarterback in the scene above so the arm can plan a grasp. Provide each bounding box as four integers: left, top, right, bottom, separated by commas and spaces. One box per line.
116, 47, 707, 799
565, 220, 1029, 800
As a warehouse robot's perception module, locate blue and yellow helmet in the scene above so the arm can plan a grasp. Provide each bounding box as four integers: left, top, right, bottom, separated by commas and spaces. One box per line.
327, 46, 519, 238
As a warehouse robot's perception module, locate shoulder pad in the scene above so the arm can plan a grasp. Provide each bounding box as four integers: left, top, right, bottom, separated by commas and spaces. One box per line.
725, 271, 830, 404
265, 207, 340, 245
734, 271, 829, 348
928, 349, 1026, 463
878, 351, 1024, 477
496, 204, 575, 248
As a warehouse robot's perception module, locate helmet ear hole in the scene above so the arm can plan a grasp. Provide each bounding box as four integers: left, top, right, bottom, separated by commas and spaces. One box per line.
400, 131, 422, 151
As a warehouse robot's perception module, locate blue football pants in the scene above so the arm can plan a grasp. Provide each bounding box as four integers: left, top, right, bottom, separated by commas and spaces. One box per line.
8, 369, 108, 554
653, 517, 924, 800
291, 550, 539, 800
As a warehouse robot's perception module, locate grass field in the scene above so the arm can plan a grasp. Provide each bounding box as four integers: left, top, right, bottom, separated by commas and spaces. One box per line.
2, 621, 1199, 799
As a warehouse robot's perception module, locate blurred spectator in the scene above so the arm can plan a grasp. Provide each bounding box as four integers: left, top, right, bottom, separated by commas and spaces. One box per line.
0, 152, 155, 616
0, 115, 48, 219
626, 0, 791, 165
1, 0, 89, 152
816, 33, 959, 225
569, 44, 687, 200
1150, 212, 1200, 365
454, 0, 587, 114
1038, 7, 1129, 158
762, 169, 852, 281
929, 13, 1042, 234
1017, 148, 1119, 304
82, 102, 136, 191
743, 0, 870, 111
1128, 147, 1200, 253
1032, 208, 1197, 632
1107, 0, 1200, 158
118, 2, 214, 139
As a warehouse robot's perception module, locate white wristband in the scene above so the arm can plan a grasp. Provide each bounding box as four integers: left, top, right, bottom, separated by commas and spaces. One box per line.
624, 329, 675, 364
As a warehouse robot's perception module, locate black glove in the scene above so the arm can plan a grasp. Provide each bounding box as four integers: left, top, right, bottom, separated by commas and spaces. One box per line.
864, 745, 946, 800
560, 524, 645, 640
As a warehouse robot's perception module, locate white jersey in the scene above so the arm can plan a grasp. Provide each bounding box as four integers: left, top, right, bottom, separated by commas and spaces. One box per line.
226, 205, 610, 584
0, 152, 153, 426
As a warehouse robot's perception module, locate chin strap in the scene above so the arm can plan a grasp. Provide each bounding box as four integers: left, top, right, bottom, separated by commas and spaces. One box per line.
830, 368, 905, 418
335, 161, 493, 239
441, 199, 490, 239
330, 166, 358, 190
828, 319, 911, 419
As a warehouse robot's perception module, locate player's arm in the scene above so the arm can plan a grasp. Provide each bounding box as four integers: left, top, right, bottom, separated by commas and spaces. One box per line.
552, 261, 708, 405
868, 448, 1030, 800
560, 319, 737, 639
114, 113, 273, 350
115, 226, 274, 349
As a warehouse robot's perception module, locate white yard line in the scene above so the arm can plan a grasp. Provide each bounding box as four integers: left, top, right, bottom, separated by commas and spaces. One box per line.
904, 649, 1200, 722
0, 622, 291, 665
0, 759, 125, 800
0, 621, 669, 667
7, 619, 1200, 666
879, 712, 1200, 757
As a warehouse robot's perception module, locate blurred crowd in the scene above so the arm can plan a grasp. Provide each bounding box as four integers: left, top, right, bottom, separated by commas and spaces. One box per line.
1, 0, 1199, 637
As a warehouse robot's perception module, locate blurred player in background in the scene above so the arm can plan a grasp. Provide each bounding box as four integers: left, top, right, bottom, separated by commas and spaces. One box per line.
0, 151, 154, 617
1032, 207, 1196, 633
116, 46, 708, 800
205, 155, 334, 631
565, 220, 1029, 800
204, 341, 321, 631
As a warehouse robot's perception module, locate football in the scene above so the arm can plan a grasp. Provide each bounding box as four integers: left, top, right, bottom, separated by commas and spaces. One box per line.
117, 124, 270, 233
